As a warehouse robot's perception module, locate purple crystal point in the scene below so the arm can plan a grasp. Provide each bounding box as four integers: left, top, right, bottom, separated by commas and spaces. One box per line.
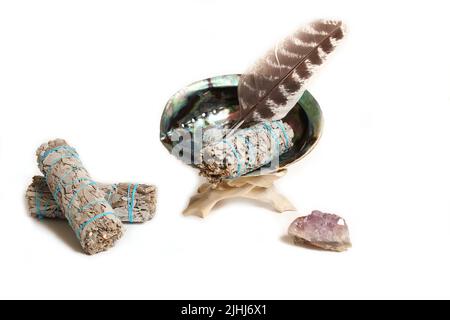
288, 210, 351, 252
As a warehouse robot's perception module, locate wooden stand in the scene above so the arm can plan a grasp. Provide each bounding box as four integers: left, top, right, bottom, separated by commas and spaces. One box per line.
183, 168, 296, 218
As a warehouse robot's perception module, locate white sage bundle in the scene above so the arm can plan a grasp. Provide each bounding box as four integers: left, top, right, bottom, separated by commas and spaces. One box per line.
26, 176, 157, 223
36, 139, 124, 255
199, 120, 294, 182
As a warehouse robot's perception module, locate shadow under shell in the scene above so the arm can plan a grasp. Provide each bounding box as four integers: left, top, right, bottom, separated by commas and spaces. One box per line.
160, 74, 323, 177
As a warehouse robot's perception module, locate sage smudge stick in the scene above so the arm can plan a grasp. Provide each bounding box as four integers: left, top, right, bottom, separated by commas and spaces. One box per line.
26, 176, 157, 223
36, 139, 124, 255
199, 120, 294, 182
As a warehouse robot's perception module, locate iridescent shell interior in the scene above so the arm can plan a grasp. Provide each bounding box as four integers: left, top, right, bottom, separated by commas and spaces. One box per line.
160, 74, 323, 176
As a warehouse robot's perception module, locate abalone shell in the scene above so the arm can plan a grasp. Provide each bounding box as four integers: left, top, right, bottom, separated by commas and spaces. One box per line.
160, 74, 323, 176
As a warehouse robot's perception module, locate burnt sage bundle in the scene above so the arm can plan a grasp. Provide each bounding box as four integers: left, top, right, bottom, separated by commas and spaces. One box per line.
36, 139, 125, 255
199, 20, 346, 182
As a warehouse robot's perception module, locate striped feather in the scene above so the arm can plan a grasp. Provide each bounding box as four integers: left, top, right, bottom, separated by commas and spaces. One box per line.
235, 19, 346, 130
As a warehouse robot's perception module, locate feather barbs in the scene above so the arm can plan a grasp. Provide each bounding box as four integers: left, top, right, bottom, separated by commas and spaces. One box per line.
234, 19, 346, 129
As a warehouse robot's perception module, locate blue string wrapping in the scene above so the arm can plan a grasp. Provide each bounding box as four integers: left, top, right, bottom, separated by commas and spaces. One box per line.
223, 140, 242, 178
51, 166, 84, 198
36, 139, 124, 254
76, 212, 115, 239
199, 120, 294, 181
35, 189, 43, 220
39, 145, 78, 163
275, 121, 290, 150
128, 184, 138, 223
262, 122, 281, 155
26, 177, 157, 223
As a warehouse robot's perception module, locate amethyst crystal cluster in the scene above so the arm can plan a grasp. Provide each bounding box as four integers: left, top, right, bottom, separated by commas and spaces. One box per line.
288, 210, 351, 252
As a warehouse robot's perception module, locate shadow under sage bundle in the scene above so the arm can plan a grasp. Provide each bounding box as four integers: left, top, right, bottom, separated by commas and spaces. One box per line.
36, 139, 125, 255
26, 176, 157, 223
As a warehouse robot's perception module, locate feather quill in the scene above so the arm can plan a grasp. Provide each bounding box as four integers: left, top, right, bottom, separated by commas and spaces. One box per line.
232, 19, 346, 133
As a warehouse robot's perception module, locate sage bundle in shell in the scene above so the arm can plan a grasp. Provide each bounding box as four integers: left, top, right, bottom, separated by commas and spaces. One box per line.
199, 120, 294, 182
26, 176, 157, 223
36, 139, 124, 255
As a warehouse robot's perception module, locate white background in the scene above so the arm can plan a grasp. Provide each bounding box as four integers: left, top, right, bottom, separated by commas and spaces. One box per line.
0, 0, 449, 299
